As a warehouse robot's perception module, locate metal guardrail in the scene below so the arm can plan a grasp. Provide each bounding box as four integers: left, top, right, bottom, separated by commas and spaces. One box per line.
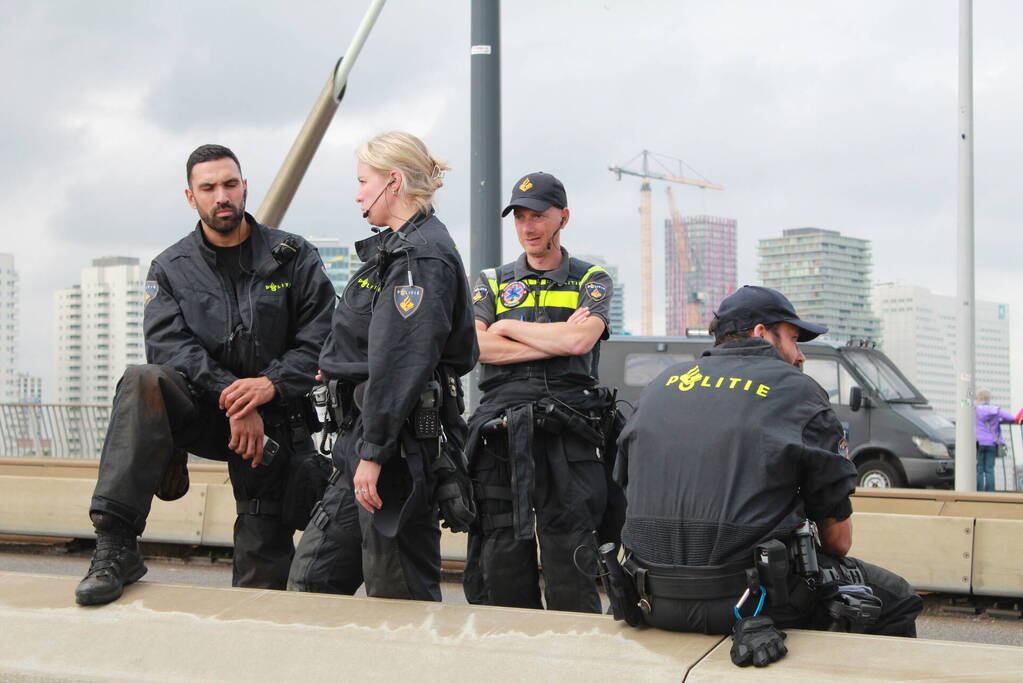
0, 403, 108, 460
998, 423, 1022, 491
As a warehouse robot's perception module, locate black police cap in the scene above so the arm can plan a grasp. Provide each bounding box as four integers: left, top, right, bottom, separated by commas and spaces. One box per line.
714, 285, 828, 342
501, 172, 567, 217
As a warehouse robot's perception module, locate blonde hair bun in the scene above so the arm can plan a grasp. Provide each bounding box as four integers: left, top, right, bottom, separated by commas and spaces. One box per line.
357, 132, 449, 212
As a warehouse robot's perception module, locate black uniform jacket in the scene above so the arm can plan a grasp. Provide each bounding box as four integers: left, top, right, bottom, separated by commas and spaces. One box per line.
619, 338, 857, 567
143, 214, 335, 406
318, 210, 479, 465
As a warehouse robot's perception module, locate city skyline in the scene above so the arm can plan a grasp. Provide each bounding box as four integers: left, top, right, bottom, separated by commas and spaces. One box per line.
1, 2, 1020, 407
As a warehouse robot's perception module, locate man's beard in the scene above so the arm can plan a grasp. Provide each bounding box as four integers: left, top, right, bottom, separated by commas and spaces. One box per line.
203, 203, 244, 233
202, 191, 246, 234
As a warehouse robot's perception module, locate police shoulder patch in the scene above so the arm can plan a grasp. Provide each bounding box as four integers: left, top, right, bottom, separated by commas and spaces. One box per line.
837, 437, 849, 459
144, 280, 159, 305
394, 285, 424, 318
472, 284, 489, 304
584, 282, 607, 301
500, 281, 528, 308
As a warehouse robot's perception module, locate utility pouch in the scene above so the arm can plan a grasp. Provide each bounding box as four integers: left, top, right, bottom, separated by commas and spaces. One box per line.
223, 324, 261, 378
282, 449, 331, 532
754, 540, 791, 607
789, 520, 820, 578
413, 380, 442, 439
597, 543, 644, 627
827, 586, 882, 633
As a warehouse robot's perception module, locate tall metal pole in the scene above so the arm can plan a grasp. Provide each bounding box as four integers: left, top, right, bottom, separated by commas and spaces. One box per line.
954, 0, 976, 492
468, 0, 501, 408
470, 0, 502, 280
256, 0, 387, 227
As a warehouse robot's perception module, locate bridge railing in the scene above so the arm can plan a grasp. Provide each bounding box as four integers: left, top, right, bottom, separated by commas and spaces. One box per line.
0, 403, 109, 460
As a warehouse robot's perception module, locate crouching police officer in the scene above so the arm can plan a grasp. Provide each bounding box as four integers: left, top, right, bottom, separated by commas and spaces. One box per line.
287, 132, 478, 600
75, 144, 335, 606
462, 172, 625, 613
608, 286, 922, 667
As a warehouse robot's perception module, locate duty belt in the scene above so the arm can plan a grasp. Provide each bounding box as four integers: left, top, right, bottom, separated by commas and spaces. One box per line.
623, 555, 753, 606
480, 399, 606, 542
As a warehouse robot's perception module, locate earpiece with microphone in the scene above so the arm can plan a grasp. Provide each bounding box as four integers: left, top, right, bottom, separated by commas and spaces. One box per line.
545, 217, 566, 251
362, 177, 396, 219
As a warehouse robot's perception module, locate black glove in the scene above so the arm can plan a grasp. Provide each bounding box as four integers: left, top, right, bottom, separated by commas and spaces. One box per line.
434, 469, 476, 532
730, 615, 788, 668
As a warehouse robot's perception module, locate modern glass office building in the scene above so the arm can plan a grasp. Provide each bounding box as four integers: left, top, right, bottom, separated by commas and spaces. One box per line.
309, 237, 361, 295
758, 227, 879, 342
664, 215, 736, 334
873, 281, 1011, 419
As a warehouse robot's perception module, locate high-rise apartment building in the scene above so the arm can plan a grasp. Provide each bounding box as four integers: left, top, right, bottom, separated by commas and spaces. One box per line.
575, 253, 626, 335
758, 228, 878, 342
873, 282, 1011, 419
0, 253, 18, 402
54, 257, 145, 405
15, 373, 42, 403
664, 216, 737, 334
309, 237, 362, 295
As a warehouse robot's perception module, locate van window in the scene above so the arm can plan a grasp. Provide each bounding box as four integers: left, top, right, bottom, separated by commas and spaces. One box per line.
838, 364, 859, 405
625, 353, 695, 387
845, 350, 919, 402
804, 358, 860, 405
804, 359, 839, 403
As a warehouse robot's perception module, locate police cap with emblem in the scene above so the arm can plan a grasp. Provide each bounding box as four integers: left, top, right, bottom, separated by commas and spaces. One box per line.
501, 172, 568, 217
714, 285, 828, 342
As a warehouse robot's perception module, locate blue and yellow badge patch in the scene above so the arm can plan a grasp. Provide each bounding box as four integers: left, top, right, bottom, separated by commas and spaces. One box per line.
585, 282, 607, 301
837, 437, 849, 459
394, 285, 424, 318
500, 281, 528, 308
143, 280, 159, 305
472, 285, 489, 304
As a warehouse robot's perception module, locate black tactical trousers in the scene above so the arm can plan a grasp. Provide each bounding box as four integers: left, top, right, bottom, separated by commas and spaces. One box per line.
641, 553, 922, 637
287, 478, 363, 595
90, 364, 297, 589
464, 426, 606, 613
289, 420, 441, 601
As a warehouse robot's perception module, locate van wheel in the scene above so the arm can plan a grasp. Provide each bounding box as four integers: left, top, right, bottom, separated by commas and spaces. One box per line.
856, 458, 905, 488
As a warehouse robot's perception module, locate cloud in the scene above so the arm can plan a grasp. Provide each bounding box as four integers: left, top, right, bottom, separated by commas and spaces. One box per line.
2, 0, 1021, 405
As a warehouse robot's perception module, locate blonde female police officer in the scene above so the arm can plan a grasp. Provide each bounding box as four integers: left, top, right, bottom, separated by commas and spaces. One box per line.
288, 132, 478, 600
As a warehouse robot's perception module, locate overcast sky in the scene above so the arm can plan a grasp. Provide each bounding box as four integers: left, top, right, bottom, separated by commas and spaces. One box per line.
1, 1, 1019, 404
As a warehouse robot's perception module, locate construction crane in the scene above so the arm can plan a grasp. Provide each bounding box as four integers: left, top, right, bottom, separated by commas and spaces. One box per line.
609, 150, 723, 335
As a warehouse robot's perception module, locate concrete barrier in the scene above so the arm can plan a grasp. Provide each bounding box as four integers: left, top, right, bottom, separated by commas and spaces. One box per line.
2, 571, 1022, 682
852, 487, 1023, 520
4, 460, 1023, 596
849, 513, 974, 593
0, 571, 717, 682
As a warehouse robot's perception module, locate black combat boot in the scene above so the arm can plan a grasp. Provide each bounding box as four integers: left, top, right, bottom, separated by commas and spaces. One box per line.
75, 512, 147, 606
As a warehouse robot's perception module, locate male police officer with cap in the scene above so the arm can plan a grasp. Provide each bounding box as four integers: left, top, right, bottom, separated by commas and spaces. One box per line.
75, 144, 336, 606
614, 285, 922, 666
463, 172, 623, 613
